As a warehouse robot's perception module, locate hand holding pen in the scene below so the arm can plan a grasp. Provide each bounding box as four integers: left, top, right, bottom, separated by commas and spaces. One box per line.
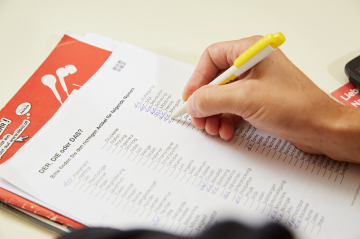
173, 34, 360, 163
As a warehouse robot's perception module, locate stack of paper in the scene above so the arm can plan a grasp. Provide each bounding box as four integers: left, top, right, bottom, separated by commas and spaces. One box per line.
1, 32, 359, 239
0, 32, 117, 231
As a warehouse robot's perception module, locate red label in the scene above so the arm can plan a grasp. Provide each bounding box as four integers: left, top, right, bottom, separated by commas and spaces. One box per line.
330, 82, 360, 108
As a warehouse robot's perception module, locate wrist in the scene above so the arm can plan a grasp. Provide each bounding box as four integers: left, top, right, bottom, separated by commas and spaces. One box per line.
321, 103, 360, 163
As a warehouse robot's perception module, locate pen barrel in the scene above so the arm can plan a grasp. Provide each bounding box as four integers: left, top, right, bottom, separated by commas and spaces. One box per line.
210, 45, 276, 85
209, 66, 238, 85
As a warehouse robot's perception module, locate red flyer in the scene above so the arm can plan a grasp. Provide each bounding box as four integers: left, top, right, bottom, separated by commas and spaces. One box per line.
0, 34, 112, 228
331, 82, 360, 108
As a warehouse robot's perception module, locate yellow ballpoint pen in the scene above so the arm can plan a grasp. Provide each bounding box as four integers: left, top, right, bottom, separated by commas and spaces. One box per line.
170, 32, 286, 119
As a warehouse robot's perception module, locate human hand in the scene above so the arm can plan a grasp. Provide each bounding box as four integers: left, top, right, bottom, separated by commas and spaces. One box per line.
182, 36, 360, 163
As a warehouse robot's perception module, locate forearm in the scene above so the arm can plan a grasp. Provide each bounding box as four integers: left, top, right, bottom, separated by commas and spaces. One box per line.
259, 94, 360, 164
319, 104, 360, 163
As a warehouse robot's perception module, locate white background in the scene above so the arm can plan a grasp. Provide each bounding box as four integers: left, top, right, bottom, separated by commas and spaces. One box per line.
1, 0, 360, 238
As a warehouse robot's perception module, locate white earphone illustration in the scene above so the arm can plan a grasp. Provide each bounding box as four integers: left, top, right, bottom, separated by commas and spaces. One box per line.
41, 65, 78, 104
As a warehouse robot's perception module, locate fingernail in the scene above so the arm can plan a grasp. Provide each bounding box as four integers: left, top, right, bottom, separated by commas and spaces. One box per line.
186, 94, 197, 116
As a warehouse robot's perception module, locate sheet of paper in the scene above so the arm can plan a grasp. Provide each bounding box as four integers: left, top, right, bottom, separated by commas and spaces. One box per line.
83, 32, 122, 51
0, 43, 359, 239
66, 31, 115, 52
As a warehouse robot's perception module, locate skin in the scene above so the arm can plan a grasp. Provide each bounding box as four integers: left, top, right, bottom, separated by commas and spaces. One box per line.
182, 36, 360, 163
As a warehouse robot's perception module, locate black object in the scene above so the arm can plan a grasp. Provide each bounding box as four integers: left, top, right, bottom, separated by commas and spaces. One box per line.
345, 55, 360, 89
58, 221, 294, 239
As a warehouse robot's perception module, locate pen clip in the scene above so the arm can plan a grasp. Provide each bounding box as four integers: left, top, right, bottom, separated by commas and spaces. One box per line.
234, 32, 285, 67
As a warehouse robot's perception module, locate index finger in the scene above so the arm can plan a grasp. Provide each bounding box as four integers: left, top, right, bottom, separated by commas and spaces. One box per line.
182, 36, 262, 101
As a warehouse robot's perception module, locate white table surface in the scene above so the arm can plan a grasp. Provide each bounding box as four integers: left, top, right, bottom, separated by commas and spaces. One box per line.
0, 0, 359, 238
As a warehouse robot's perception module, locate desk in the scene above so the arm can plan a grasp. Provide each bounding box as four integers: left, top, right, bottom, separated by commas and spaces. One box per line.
0, 0, 360, 238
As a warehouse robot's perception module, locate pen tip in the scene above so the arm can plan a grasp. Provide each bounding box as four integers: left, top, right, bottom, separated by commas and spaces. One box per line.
170, 111, 182, 120
170, 103, 187, 119
170, 113, 177, 120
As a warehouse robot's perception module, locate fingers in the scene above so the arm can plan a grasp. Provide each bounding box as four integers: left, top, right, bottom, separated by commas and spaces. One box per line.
191, 113, 242, 140
205, 115, 221, 135
183, 36, 264, 140
191, 117, 206, 129
219, 114, 241, 139
182, 36, 262, 101
186, 81, 251, 118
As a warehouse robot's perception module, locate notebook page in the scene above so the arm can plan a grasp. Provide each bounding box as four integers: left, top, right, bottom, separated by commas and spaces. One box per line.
0, 43, 359, 239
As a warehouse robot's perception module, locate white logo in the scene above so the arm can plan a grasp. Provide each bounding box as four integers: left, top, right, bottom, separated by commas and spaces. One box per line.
41, 65, 77, 105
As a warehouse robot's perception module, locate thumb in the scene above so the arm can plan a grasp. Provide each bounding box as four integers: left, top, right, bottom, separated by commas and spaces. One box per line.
186, 82, 249, 118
